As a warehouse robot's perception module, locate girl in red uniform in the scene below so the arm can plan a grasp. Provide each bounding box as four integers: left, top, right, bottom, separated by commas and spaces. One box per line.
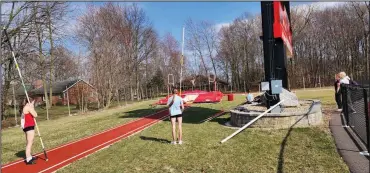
20, 97, 38, 165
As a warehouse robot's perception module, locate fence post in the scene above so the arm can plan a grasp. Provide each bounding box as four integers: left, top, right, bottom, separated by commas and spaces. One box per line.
363, 88, 370, 154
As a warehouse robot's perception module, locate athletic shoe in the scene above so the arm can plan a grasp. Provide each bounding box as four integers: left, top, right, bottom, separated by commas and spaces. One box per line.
337, 109, 342, 112
26, 158, 36, 165
171, 141, 177, 145
178, 140, 183, 145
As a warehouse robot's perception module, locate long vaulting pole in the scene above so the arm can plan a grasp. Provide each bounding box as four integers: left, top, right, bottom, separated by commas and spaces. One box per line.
3, 28, 49, 161
180, 27, 185, 96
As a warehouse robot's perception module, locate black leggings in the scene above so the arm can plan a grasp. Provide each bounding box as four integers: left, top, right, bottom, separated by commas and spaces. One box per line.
335, 93, 342, 109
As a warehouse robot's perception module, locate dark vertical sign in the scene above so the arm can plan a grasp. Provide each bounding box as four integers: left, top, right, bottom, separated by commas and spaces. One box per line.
273, 1, 292, 89
273, 1, 293, 57
261, 1, 292, 108
261, 1, 278, 108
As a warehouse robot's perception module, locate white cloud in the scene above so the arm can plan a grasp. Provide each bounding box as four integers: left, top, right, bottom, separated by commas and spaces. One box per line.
293, 2, 348, 13
312, 2, 346, 9
214, 22, 231, 32
214, 2, 348, 33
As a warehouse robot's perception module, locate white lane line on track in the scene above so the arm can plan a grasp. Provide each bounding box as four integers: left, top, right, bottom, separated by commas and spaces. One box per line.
39, 115, 169, 173
2, 109, 168, 168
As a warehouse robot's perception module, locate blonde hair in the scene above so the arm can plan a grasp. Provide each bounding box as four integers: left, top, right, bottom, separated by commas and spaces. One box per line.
339, 72, 346, 78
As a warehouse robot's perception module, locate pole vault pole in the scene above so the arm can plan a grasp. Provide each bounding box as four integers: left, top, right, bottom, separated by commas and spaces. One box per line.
220, 99, 285, 143
180, 27, 185, 96
3, 28, 48, 161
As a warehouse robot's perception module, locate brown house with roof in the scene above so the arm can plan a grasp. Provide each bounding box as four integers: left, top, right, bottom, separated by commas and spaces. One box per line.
17, 79, 98, 106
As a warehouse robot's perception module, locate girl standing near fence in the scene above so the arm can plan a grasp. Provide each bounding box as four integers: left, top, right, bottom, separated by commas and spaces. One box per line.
334, 74, 342, 111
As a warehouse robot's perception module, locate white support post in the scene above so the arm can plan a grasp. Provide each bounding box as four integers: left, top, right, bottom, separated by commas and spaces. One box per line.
259, 84, 261, 93
168, 74, 174, 96
220, 100, 285, 143
209, 74, 216, 91
66, 86, 71, 116
360, 151, 370, 156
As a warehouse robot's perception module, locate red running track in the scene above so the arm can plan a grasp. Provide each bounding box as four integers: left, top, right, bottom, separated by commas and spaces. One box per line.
2, 109, 170, 173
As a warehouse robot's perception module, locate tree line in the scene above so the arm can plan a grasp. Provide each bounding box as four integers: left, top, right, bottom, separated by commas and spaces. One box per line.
1, 2, 369, 119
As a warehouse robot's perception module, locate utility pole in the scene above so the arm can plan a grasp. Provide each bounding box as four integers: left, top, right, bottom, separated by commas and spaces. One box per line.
180, 27, 185, 96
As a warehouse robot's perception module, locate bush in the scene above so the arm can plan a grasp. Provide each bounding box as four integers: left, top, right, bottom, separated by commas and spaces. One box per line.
55, 101, 64, 106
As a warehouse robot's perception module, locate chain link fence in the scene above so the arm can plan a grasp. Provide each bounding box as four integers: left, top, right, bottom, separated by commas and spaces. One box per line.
341, 84, 370, 151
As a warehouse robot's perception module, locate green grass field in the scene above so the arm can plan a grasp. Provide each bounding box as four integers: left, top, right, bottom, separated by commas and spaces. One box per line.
1, 99, 165, 164
2, 96, 166, 128
294, 88, 335, 107
1, 88, 349, 172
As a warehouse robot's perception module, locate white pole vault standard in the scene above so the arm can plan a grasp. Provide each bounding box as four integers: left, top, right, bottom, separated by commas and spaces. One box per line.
3, 29, 48, 161
180, 27, 185, 96
220, 99, 285, 143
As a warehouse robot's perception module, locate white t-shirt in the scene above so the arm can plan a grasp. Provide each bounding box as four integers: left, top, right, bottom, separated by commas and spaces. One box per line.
246, 93, 253, 102
340, 76, 350, 84
167, 95, 184, 116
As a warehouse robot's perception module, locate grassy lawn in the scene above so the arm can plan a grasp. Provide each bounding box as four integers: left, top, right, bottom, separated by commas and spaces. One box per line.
2, 105, 79, 128
54, 89, 348, 173
1, 99, 165, 164
294, 88, 336, 107
2, 95, 167, 128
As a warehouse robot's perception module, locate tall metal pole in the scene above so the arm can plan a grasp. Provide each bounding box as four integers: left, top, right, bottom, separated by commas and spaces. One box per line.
66, 86, 71, 116
180, 27, 185, 96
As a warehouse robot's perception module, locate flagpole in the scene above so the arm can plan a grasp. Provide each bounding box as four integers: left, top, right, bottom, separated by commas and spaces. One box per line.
180, 27, 185, 96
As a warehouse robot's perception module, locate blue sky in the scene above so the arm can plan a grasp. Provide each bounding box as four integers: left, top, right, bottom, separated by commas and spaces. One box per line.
139, 2, 310, 41
141, 2, 261, 41
65, 1, 326, 54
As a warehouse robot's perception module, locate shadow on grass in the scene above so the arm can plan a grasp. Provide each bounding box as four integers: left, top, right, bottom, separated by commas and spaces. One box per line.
120, 106, 222, 124
119, 107, 167, 119
209, 115, 230, 125
15, 150, 25, 158
140, 136, 171, 143
277, 102, 320, 173
276, 115, 307, 173
6, 148, 45, 161
2, 147, 25, 159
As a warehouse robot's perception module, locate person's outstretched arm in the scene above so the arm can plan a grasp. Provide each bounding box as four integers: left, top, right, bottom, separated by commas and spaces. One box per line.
337, 82, 340, 93
26, 101, 38, 118
181, 98, 185, 112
